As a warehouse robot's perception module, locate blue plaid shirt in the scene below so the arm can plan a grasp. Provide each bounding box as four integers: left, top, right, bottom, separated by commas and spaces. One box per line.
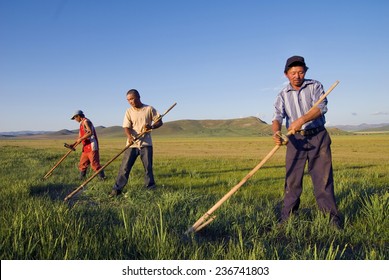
272, 79, 327, 130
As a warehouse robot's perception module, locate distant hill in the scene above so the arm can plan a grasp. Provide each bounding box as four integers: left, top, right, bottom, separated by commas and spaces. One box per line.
152, 116, 272, 137
331, 123, 389, 132
1, 117, 365, 139
355, 124, 389, 132
91, 117, 350, 138
49, 129, 76, 136
0, 130, 50, 136
95, 126, 124, 137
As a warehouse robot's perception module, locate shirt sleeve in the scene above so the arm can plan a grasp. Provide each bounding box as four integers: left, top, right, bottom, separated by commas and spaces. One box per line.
151, 107, 161, 123
313, 82, 328, 115
122, 109, 132, 128
272, 94, 285, 125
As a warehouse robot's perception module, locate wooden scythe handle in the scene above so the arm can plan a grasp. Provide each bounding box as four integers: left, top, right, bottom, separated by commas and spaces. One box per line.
43, 142, 80, 179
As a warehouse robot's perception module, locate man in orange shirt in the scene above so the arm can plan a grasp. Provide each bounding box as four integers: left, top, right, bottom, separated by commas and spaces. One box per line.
71, 110, 106, 181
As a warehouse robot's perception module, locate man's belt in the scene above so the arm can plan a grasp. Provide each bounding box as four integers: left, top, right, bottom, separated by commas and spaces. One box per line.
297, 126, 325, 136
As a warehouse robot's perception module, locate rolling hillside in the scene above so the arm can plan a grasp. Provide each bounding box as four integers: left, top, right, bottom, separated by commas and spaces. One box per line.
1, 117, 353, 139
355, 124, 389, 133
151, 118, 350, 137
152, 116, 272, 137
331, 123, 389, 132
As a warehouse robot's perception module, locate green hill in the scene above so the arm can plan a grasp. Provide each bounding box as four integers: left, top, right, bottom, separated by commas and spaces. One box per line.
150, 117, 350, 137
95, 126, 124, 138
152, 116, 272, 137
4, 117, 351, 139
87, 117, 271, 138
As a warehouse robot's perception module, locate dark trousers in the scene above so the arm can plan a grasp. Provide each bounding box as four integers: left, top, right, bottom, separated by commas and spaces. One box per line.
281, 129, 339, 221
113, 146, 155, 191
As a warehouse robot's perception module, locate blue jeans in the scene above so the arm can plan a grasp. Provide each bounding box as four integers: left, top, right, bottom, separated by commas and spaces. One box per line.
112, 146, 155, 191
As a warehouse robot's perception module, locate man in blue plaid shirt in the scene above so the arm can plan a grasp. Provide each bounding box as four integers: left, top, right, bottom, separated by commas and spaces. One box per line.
272, 56, 341, 229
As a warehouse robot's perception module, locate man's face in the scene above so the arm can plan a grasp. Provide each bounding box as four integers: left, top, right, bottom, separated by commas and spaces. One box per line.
73, 115, 82, 123
285, 66, 306, 89
126, 93, 142, 108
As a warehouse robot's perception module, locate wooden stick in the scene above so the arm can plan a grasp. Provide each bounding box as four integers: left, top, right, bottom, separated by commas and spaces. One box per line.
64, 102, 177, 202
185, 144, 281, 234
185, 81, 340, 234
307, 80, 339, 115
64, 143, 131, 201
43, 142, 79, 179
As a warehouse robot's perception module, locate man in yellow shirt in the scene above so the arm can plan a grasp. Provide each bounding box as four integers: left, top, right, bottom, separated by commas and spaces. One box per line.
110, 89, 163, 197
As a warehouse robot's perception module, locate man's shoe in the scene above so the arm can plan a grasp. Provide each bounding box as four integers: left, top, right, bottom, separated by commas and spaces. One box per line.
79, 170, 87, 180
98, 175, 107, 181
146, 184, 157, 191
109, 189, 122, 197
98, 171, 106, 181
330, 215, 343, 230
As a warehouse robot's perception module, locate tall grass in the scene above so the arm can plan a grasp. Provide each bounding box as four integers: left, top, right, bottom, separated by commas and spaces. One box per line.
0, 135, 388, 259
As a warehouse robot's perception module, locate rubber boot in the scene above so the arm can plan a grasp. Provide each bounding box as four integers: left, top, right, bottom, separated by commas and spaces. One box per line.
98, 170, 106, 181
79, 170, 87, 180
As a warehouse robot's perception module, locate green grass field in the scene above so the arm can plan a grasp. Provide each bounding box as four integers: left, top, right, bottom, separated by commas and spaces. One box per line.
0, 135, 388, 260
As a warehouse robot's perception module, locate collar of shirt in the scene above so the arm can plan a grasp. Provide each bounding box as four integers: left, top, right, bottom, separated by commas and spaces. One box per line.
285, 79, 314, 93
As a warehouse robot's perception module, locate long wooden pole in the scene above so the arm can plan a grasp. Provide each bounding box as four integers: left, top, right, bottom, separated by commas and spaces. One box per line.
185, 144, 281, 234
64, 102, 177, 202
185, 81, 339, 234
63, 144, 132, 201
43, 142, 79, 179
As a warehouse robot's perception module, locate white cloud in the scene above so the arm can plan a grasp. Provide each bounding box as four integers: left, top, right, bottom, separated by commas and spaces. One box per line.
371, 112, 389, 116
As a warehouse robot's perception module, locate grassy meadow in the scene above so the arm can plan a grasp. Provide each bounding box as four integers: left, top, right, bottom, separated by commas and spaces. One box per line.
0, 134, 388, 260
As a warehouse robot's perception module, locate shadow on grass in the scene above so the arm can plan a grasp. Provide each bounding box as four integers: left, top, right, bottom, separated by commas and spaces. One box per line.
334, 164, 376, 172
29, 182, 116, 210
336, 182, 388, 223
29, 181, 126, 231
29, 183, 77, 202
187, 224, 232, 245
158, 164, 285, 179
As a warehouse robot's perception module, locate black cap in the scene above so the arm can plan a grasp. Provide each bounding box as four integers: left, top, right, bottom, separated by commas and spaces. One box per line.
284, 55, 307, 73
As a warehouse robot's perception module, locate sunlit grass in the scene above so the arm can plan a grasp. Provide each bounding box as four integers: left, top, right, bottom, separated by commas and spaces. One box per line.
0, 134, 388, 259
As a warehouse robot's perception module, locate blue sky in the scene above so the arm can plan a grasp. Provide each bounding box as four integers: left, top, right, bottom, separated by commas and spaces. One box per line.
1, 0, 388, 132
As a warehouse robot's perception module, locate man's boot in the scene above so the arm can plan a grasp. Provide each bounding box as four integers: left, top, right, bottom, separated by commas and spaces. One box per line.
98, 170, 106, 181
79, 170, 87, 180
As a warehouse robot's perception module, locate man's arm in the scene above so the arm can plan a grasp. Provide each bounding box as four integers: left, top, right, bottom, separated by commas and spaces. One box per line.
124, 127, 134, 144
151, 119, 163, 129
144, 118, 163, 131
288, 107, 322, 133
74, 121, 92, 145
272, 120, 282, 145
